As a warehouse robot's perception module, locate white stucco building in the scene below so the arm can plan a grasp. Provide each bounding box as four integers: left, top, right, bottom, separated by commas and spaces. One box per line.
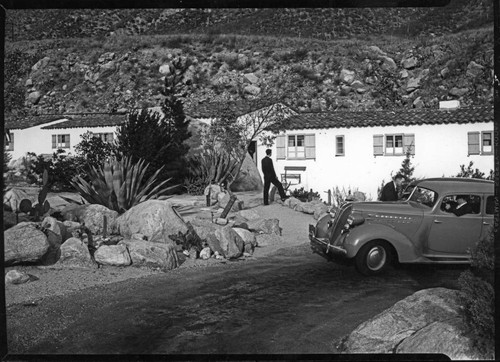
256, 105, 494, 200
5, 113, 126, 160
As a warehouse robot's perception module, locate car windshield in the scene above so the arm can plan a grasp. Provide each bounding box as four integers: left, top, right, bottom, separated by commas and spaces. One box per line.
401, 185, 416, 200
408, 186, 438, 208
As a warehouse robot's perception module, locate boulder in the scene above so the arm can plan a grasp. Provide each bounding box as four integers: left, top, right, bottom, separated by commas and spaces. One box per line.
401, 57, 418, 69
233, 228, 257, 254
159, 64, 171, 75
5, 270, 31, 284
466, 61, 484, 78
413, 97, 424, 108
285, 197, 301, 209
244, 85, 261, 95
313, 204, 330, 220
230, 153, 263, 192
219, 193, 243, 212
396, 317, 481, 359
366, 45, 386, 57
214, 226, 245, 259
399, 70, 408, 79
4, 222, 50, 265
380, 56, 397, 71
440, 67, 450, 78
406, 77, 421, 93
28, 91, 42, 105
236, 209, 261, 220
94, 245, 131, 266
295, 202, 316, 214
3, 188, 31, 212
41, 216, 68, 245
61, 204, 118, 235
449, 87, 469, 97
56, 237, 95, 268
63, 220, 83, 237
339, 85, 352, 96
339, 288, 468, 355
246, 218, 281, 235
232, 215, 250, 230
31, 56, 50, 71
339, 69, 355, 84
243, 73, 259, 84
204, 184, 223, 205
189, 218, 219, 240
206, 233, 224, 256
115, 200, 188, 241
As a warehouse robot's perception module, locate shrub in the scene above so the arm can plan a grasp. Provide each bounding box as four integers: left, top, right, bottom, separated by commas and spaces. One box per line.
291, 187, 321, 202
455, 161, 494, 180
458, 229, 494, 358
74, 131, 117, 171
27, 149, 84, 191
71, 155, 178, 213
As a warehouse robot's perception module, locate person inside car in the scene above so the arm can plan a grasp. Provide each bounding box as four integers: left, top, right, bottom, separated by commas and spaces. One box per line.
445, 195, 473, 216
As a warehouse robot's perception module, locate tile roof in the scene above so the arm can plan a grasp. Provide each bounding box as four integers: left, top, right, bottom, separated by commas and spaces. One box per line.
277, 106, 493, 130
40, 113, 127, 129
5, 114, 66, 130
184, 100, 291, 118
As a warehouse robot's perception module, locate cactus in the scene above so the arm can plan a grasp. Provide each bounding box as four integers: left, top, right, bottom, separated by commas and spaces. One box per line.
18, 168, 51, 221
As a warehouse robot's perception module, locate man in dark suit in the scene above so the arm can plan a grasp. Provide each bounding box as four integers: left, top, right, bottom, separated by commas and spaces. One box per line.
380, 174, 404, 201
445, 195, 473, 216
261, 149, 287, 205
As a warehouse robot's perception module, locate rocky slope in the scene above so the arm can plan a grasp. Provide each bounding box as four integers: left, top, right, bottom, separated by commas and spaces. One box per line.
4, 4, 494, 120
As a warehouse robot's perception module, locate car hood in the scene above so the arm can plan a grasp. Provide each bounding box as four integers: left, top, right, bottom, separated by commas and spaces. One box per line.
351, 201, 425, 216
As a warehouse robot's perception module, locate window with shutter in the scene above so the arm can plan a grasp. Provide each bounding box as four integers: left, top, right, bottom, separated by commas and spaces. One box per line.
403, 134, 415, 155
276, 135, 286, 160
467, 132, 480, 155
373, 135, 384, 156
481, 131, 493, 155
305, 134, 315, 159
52, 135, 57, 149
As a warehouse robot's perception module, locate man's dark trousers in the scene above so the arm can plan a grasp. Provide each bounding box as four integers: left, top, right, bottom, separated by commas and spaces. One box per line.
263, 177, 286, 205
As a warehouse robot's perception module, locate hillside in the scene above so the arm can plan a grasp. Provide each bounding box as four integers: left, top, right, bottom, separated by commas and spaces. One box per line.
4, 4, 494, 119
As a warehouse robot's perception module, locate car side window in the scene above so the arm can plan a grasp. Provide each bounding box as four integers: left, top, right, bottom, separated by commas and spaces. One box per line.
486, 196, 495, 215
441, 194, 481, 215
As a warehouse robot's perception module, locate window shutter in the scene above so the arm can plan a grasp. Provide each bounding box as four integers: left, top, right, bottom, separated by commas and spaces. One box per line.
66, 134, 71, 148
403, 134, 415, 155
305, 134, 316, 159
52, 135, 56, 149
373, 134, 384, 156
467, 132, 480, 155
276, 135, 286, 160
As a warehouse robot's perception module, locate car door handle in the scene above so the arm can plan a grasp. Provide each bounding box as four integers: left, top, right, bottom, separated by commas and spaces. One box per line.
483, 222, 490, 225
433, 220, 442, 224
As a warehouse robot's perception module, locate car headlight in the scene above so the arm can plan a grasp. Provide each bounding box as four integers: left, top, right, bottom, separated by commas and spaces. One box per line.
347, 214, 365, 227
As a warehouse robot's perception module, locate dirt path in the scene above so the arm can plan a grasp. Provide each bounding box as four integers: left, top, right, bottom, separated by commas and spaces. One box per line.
6, 201, 465, 354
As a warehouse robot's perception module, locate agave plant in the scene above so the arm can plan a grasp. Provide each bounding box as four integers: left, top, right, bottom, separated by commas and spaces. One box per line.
71, 156, 178, 213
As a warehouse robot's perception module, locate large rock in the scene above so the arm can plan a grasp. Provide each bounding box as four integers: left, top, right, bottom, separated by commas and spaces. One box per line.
401, 56, 418, 69
284, 197, 301, 209
214, 226, 244, 259
236, 209, 261, 220
206, 233, 224, 256
244, 85, 261, 95
339, 288, 470, 356
313, 204, 330, 220
230, 153, 263, 192
246, 218, 281, 235
56, 237, 95, 268
243, 73, 259, 84
219, 193, 244, 212
449, 87, 469, 97
115, 200, 188, 241
189, 218, 219, 240
295, 202, 316, 214
339, 69, 355, 84
94, 245, 131, 266
4, 222, 50, 265
61, 204, 118, 235
233, 228, 257, 254
119, 239, 179, 270
406, 77, 421, 92
31, 56, 50, 71
380, 56, 397, 71
41, 216, 68, 245
27, 91, 42, 105
3, 188, 31, 212
5, 270, 31, 284
466, 61, 484, 78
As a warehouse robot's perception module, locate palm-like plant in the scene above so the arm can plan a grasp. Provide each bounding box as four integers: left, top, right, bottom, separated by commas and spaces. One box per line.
71, 156, 178, 213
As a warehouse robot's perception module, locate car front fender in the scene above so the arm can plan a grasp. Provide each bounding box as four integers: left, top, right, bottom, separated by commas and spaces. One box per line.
342, 223, 422, 262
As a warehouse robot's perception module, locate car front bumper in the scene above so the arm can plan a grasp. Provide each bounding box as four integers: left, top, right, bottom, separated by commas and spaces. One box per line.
309, 224, 348, 259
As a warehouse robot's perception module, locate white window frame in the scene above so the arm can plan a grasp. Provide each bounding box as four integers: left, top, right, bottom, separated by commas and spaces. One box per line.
481, 131, 493, 155
287, 134, 306, 159
385, 134, 404, 156
52, 134, 70, 149
336, 135, 345, 156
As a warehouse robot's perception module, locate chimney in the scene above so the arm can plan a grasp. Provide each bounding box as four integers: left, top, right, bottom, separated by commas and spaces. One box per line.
439, 100, 460, 110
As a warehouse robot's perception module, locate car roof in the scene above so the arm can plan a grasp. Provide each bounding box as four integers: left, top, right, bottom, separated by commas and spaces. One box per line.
411, 178, 494, 194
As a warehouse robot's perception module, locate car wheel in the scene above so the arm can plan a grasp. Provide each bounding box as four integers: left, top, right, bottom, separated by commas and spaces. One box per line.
355, 241, 392, 276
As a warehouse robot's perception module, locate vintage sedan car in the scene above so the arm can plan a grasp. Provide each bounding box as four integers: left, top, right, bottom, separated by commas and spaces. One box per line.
309, 178, 494, 275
